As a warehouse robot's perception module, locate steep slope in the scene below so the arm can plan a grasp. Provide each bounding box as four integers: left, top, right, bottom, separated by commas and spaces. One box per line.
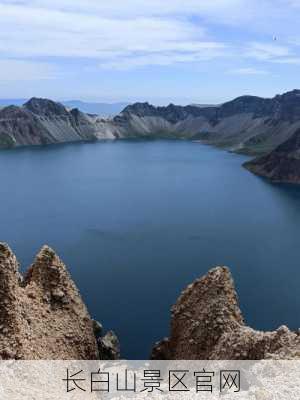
0, 243, 99, 359
152, 267, 300, 360
1, 91, 300, 156
112, 90, 300, 155
1, 242, 299, 360
24, 98, 116, 142
0, 105, 51, 147
0, 98, 116, 148
244, 128, 300, 183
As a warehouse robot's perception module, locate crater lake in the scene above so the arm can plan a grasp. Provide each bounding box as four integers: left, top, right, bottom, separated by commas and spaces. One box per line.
1, 140, 300, 358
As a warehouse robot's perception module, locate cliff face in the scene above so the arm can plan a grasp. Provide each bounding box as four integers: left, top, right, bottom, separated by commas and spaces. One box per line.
0, 98, 116, 149
0, 243, 99, 360
152, 267, 300, 360
2, 91, 300, 156
1, 243, 299, 360
112, 90, 300, 155
244, 128, 300, 183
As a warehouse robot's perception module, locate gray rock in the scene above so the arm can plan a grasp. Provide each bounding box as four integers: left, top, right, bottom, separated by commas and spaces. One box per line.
98, 331, 120, 360
3, 90, 300, 159
152, 266, 300, 360
0, 243, 99, 360
92, 320, 103, 338
244, 127, 300, 184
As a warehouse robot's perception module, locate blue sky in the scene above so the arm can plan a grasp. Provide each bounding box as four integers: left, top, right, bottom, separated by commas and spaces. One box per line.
0, 0, 300, 104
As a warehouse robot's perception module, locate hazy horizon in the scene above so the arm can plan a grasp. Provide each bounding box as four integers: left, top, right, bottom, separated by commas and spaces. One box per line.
0, 87, 299, 108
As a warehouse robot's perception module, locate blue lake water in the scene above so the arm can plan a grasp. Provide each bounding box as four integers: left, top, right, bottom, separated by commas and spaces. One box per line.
0, 140, 300, 359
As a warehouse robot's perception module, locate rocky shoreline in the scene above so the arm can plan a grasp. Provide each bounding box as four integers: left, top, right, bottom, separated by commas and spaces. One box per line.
0, 242, 299, 360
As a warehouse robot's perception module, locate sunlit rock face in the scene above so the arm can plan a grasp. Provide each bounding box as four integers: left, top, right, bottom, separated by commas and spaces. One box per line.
0, 98, 116, 149
112, 90, 300, 155
2, 90, 300, 156
0, 243, 99, 360
152, 267, 300, 360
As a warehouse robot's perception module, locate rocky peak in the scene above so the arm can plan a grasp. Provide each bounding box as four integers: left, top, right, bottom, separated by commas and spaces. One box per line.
0, 243, 99, 360
121, 102, 157, 117
271, 90, 300, 122
220, 95, 267, 115
159, 103, 203, 123
118, 90, 300, 127
24, 97, 68, 117
152, 266, 300, 360
275, 89, 300, 100
152, 267, 244, 359
119, 102, 205, 124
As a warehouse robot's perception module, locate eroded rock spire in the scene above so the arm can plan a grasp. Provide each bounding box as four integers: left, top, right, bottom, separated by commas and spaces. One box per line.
0, 243, 99, 360
152, 266, 300, 359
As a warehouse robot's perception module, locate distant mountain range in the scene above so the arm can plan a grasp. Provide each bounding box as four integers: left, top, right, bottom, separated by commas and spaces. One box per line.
1, 91, 300, 183
62, 100, 130, 116
0, 99, 130, 117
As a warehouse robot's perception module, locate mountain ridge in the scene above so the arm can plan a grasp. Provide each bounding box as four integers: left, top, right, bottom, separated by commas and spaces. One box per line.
0, 99, 130, 117
110, 89, 300, 155
2, 91, 300, 183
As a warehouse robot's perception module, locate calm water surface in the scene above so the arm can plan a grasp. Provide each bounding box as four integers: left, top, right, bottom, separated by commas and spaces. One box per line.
0, 140, 300, 358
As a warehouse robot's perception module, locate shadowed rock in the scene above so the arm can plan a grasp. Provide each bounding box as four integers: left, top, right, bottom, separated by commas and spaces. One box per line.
152, 267, 300, 360
0, 243, 99, 360
244, 128, 300, 183
98, 331, 121, 360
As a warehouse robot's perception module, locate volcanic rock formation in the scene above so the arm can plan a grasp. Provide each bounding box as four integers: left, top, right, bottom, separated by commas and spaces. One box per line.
0, 243, 99, 360
2, 91, 300, 157
152, 267, 300, 360
0, 98, 115, 148
111, 90, 300, 155
244, 127, 300, 183
1, 242, 299, 360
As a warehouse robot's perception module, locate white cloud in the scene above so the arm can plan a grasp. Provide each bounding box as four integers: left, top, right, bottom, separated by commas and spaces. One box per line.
100, 45, 227, 70
245, 42, 291, 61
286, 0, 300, 7
271, 57, 300, 65
230, 67, 269, 75
244, 41, 300, 66
0, 59, 57, 81
0, 0, 300, 74
4, 0, 245, 18
0, 3, 224, 58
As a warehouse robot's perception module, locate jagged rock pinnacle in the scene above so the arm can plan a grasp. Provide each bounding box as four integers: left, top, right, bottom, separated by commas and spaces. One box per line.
0, 243, 99, 360
152, 266, 300, 360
